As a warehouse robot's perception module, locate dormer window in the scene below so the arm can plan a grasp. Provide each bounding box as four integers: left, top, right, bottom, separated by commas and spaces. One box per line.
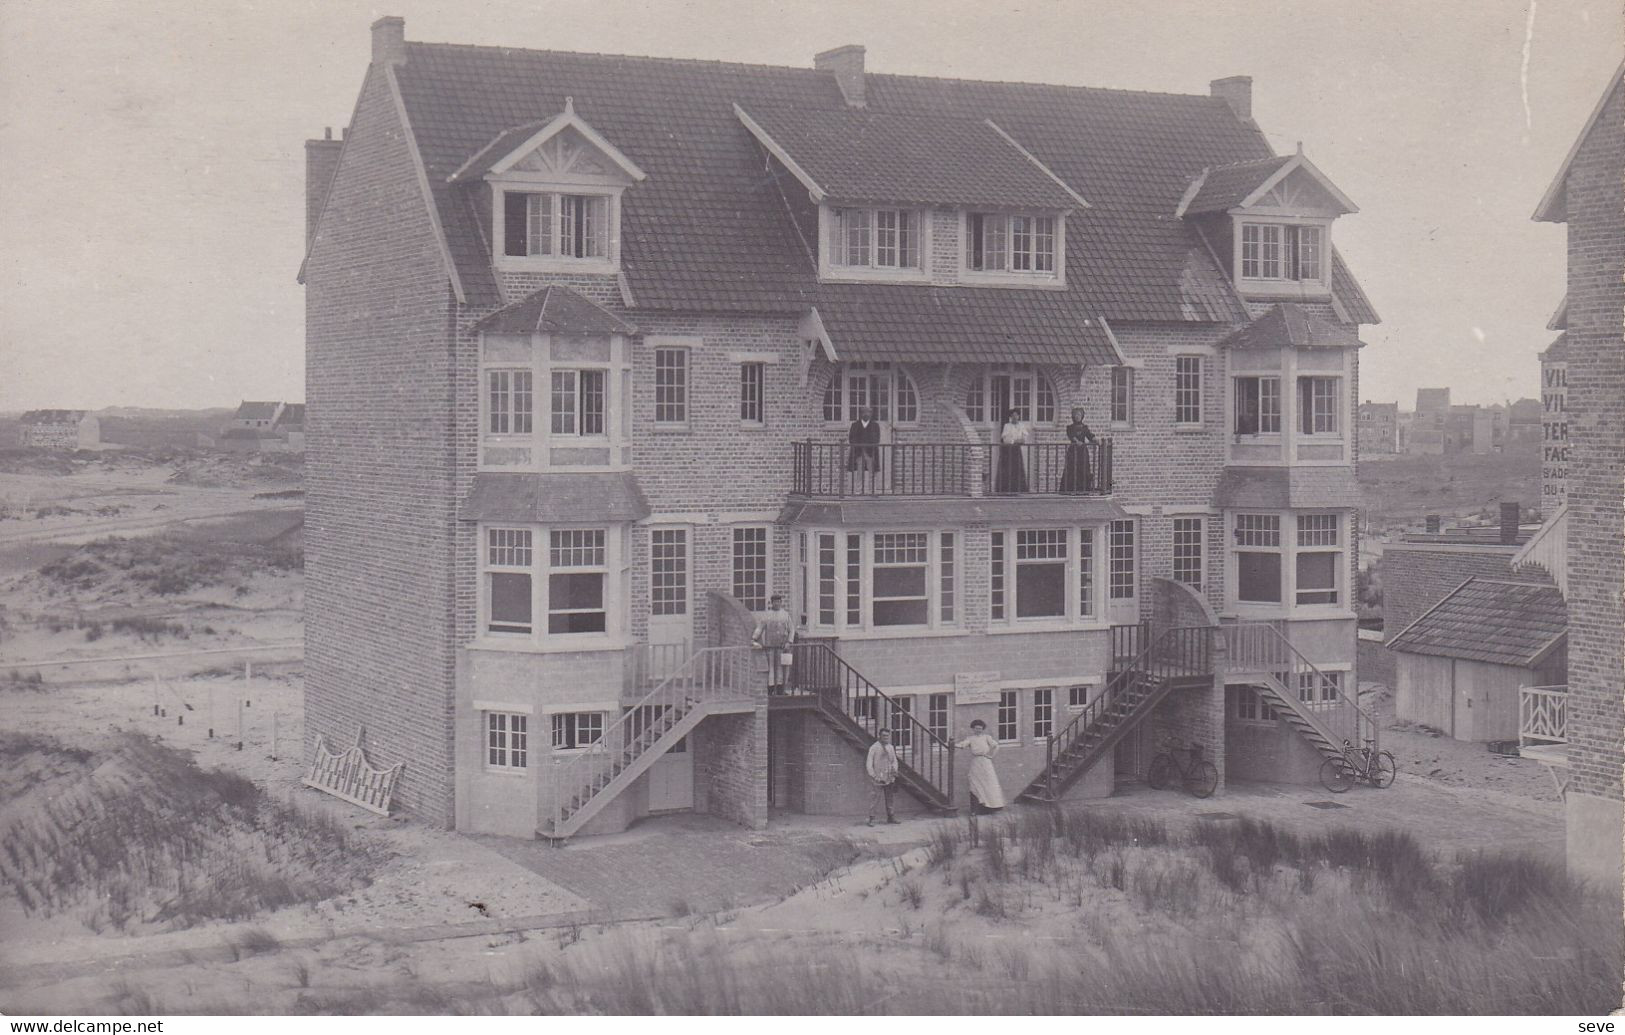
967, 213, 1057, 274
504, 193, 611, 259
830, 207, 921, 270
1240, 223, 1321, 282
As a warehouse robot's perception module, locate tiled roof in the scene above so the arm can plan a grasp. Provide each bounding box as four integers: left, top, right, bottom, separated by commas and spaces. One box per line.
474, 285, 639, 336
276, 404, 306, 427
1387, 577, 1567, 667
1217, 304, 1363, 350
814, 284, 1118, 365
234, 401, 282, 420
19, 409, 86, 424
1213, 467, 1364, 510
459, 472, 650, 523
390, 42, 1376, 327
735, 104, 1083, 209
1181, 156, 1293, 215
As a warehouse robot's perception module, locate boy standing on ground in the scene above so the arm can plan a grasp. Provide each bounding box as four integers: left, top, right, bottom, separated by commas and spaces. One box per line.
866, 725, 900, 826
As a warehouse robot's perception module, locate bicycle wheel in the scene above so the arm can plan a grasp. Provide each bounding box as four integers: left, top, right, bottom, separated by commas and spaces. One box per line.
1147, 754, 1173, 790
1187, 761, 1218, 799
1320, 757, 1354, 793
1371, 751, 1397, 789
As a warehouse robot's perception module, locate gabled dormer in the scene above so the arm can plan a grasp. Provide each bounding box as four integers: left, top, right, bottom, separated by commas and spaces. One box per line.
1178, 147, 1357, 301
450, 98, 647, 276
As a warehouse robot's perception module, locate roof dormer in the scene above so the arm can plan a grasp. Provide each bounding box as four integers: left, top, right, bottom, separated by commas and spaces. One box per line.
1178, 147, 1356, 301
452, 99, 647, 276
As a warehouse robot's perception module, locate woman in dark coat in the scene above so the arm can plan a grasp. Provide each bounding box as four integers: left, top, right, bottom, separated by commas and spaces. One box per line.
1059, 407, 1097, 493
994, 408, 1030, 493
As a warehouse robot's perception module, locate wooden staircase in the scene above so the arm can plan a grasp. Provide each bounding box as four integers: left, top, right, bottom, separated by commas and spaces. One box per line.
1019, 625, 1213, 803
1222, 621, 1379, 766
783, 643, 956, 811
539, 645, 756, 841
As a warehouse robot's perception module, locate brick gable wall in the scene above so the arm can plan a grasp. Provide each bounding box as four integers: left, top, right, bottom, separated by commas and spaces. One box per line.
1379, 544, 1517, 643
304, 65, 461, 827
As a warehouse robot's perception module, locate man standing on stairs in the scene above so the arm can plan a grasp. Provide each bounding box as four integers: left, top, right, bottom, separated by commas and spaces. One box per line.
866, 725, 900, 826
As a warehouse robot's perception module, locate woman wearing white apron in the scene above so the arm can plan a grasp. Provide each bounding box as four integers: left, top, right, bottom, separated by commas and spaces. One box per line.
956, 719, 1006, 812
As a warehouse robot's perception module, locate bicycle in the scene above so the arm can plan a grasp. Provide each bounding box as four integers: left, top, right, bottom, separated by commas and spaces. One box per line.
1147, 738, 1218, 799
1319, 739, 1397, 793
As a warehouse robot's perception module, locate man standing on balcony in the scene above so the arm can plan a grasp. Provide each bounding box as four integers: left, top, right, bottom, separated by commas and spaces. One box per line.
846, 406, 882, 491
866, 724, 900, 826
753, 593, 795, 693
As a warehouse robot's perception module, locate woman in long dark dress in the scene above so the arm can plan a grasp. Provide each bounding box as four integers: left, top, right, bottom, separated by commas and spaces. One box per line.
1059, 407, 1097, 493
995, 408, 1030, 493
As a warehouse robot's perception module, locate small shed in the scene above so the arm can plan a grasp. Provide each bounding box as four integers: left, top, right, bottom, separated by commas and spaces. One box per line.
1387, 577, 1566, 742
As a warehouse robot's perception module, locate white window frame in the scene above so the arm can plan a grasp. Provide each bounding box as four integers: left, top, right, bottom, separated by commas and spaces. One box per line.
1296, 668, 1345, 711
1174, 355, 1204, 427
988, 526, 1106, 628
483, 527, 535, 637
1233, 215, 1331, 296
1232, 375, 1282, 437
494, 185, 622, 274
962, 364, 1058, 425
731, 525, 772, 613
652, 344, 691, 428
486, 368, 535, 437
800, 528, 958, 636
649, 526, 690, 619
996, 690, 1020, 744
820, 206, 930, 283
549, 367, 609, 439
479, 333, 628, 473
739, 361, 765, 427
476, 523, 626, 648
1298, 376, 1341, 437
1032, 687, 1054, 740
1232, 685, 1281, 725
1109, 367, 1134, 428
1108, 519, 1137, 602
821, 362, 920, 426
1225, 510, 1348, 615
962, 211, 1066, 286
550, 711, 608, 752
1172, 517, 1205, 590
485, 711, 529, 771
926, 692, 951, 743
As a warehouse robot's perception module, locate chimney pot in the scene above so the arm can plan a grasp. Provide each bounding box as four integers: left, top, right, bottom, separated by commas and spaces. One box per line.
1210, 75, 1252, 121
372, 15, 406, 66
816, 44, 867, 108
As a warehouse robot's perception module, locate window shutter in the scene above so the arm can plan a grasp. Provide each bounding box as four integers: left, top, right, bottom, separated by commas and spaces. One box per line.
503, 193, 528, 257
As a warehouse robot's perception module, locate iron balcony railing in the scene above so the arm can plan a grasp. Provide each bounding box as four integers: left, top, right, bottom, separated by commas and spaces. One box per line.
791, 440, 1112, 498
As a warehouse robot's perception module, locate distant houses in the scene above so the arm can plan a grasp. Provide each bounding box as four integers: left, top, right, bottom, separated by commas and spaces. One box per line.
17, 410, 100, 450
204, 401, 306, 453
1358, 390, 1543, 457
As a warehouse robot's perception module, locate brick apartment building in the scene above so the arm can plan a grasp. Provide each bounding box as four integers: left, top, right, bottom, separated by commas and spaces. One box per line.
1356, 401, 1397, 454
17, 410, 99, 451
302, 17, 1379, 838
1529, 63, 1624, 885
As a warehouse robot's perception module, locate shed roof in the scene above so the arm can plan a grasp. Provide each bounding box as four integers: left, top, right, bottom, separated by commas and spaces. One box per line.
1216, 303, 1362, 350
1387, 577, 1567, 667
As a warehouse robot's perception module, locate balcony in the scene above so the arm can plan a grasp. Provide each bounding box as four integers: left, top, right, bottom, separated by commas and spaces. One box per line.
790, 440, 1113, 499
1519, 684, 1567, 764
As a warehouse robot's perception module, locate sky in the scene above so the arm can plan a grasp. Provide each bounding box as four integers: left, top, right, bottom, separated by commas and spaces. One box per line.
0, 0, 1618, 411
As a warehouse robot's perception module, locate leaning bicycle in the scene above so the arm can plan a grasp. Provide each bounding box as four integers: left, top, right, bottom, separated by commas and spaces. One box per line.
1148, 738, 1218, 799
1320, 739, 1396, 793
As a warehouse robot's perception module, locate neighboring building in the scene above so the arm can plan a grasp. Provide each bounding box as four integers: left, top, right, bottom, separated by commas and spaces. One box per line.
17, 410, 100, 450
1408, 387, 1449, 454
1528, 63, 1625, 886
1379, 504, 1530, 638
233, 400, 284, 430
1507, 396, 1543, 445
1388, 577, 1566, 742
1395, 408, 1413, 452
218, 400, 305, 453
272, 403, 306, 452
1540, 333, 1570, 508
301, 18, 1378, 837
1356, 401, 1397, 454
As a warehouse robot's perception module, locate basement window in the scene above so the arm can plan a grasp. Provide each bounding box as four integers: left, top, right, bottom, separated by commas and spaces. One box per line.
551, 711, 606, 750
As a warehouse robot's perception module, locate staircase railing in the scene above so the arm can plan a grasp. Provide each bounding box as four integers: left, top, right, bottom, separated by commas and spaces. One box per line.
787, 642, 954, 805
1222, 621, 1377, 753
549, 645, 756, 834
1041, 625, 1213, 800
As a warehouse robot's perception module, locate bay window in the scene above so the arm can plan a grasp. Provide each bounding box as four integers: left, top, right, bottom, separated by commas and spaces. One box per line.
872, 533, 931, 626
1233, 376, 1281, 435
485, 528, 534, 635
1014, 530, 1068, 619
548, 529, 608, 633
1228, 511, 1347, 610
1294, 514, 1341, 605
1298, 377, 1340, 435
798, 529, 957, 633
479, 524, 623, 643
488, 369, 534, 435
1232, 514, 1283, 604
989, 526, 1104, 624
550, 369, 607, 436
479, 333, 628, 470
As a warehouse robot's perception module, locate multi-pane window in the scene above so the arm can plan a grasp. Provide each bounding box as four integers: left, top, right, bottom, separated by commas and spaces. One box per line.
1295, 514, 1341, 605
1068, 685, 1090, 710
1014, 530, 1068, 619
650, 528, 688, 617
1234, 376, 1282, 435
732, 527, 770, 611
822, 362, 919, 423
1172, 517, 1204, 590
551, 711, 606, 750
964, 365, 1057, 424
1033, 688, 1054, 739
1078, 528, 1095, 617
831, 207, 921, 270
653, 348, 688, 424
1299, 377, 1340, 435
549, 369, 606, 436
817, 533, 837, 627
1234, 514, 1283, 604
846, 533, 862, 626
1110, 367, 1134, 425
1234, 687, 1279, 723
1109, 520, 1136, 600
1240, 223, 1321, 282
486, 712, 528, 770
990, 531, 1007, 621
871, 533, 931, 627
504, 192, 610, 259
739, 362, 765, 424
549, 530, 607, 633
997, 690, 1019, 743
487, 370, 534, 434
939, 533, 956, 624
927, 693, 950, 742
1174, 356, 1203, 425
485, 528, 533, 635
968, 213, 1058, 274
1297, 670, 1343, 707
889, 697, 914, 749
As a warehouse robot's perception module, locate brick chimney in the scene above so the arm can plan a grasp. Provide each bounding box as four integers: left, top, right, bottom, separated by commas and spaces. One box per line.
1499, 501, 1521, 544
1210, 75, 1253, 121
372, 15, 406, 66
816, 45, 866, 108
305, 127, 343, 248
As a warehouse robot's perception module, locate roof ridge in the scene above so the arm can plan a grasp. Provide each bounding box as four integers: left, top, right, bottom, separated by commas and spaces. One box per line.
868, 68, 1231, 103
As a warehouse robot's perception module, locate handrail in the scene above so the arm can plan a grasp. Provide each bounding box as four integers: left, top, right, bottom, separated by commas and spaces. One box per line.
550, 645, 756, 833
787, 642, 954, 804
1222, 621, 1378, 754
790, 440, 1112, 498
1519, 684, 1568, 746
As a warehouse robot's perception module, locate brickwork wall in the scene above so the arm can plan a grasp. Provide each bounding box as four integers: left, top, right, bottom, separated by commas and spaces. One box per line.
1223, 700, 1324, 785
304, 65, 461, 827
694, 706, 768, 828
1541, 354, 1570, 509
1379, 544, 1517, 641
1559, 77, 1625, 805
